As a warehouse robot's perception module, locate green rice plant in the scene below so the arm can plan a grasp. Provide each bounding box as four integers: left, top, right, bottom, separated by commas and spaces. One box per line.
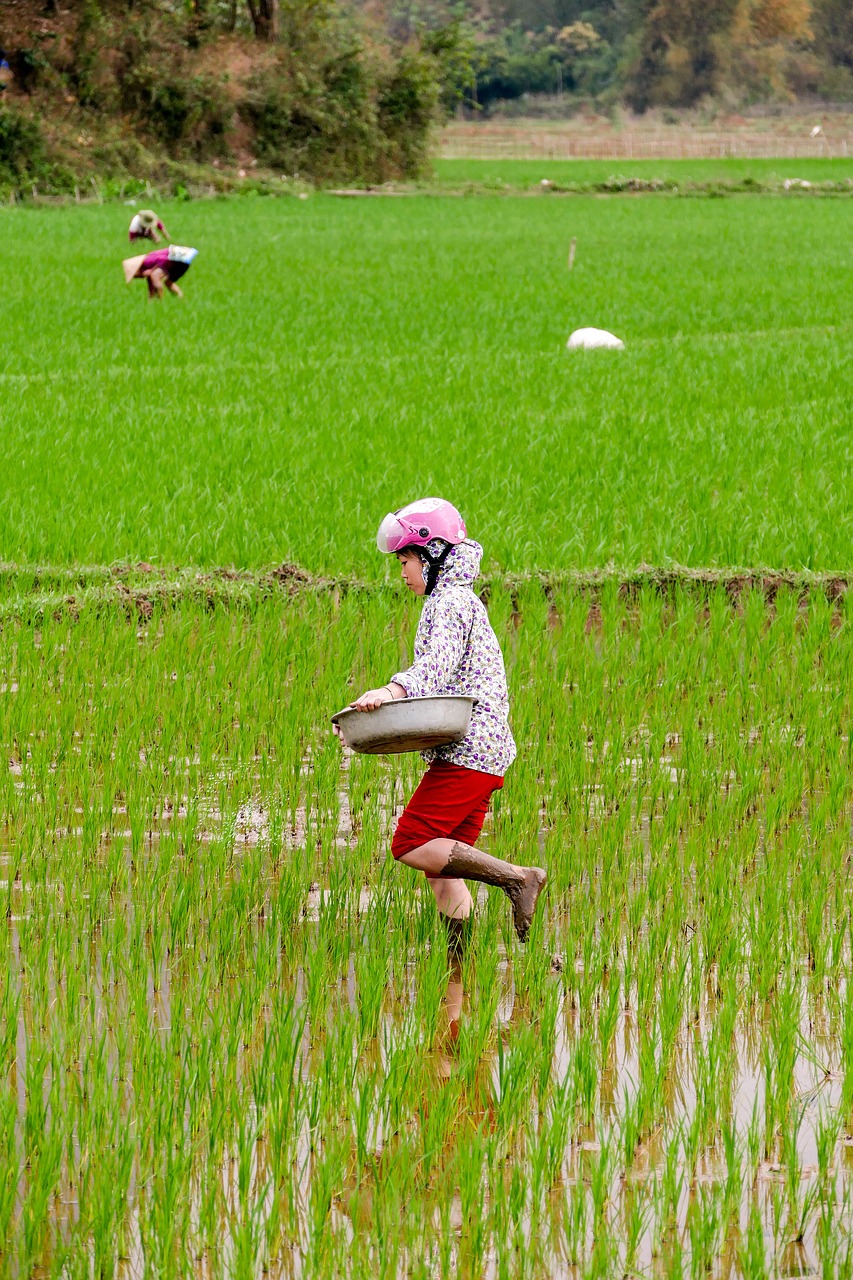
3, 581, 853, 1272
584, 1225, 620, 1280
763, 976, 800, 1157
0, 1086, 19, 1265
572, 1026, 598, 1130
814, 1107, 842, 1199
688, 1183, 725, 1278
739, 1201, 770, 1280
781, 1101, 818, 1249
453, 1124, 488, 1275
18, 1122, 65, 1277
813, 1178, 853, 1280
227, 1112, 270, 1280
839, 976, 853, 1132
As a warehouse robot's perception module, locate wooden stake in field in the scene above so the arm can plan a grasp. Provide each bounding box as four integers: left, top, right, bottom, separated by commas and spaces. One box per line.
568, 237, 577, 271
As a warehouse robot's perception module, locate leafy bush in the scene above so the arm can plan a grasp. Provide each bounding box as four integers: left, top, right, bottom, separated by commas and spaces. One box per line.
376, 50, 440, 177
0, 107, 44, 180
116, 25, 232, 159
240, 38, 440, 181
9, 45, 52, 94
122, 65, 231, 155
65, 1, 118, 110
0, 107, 74, 192
240, 54, 376, 180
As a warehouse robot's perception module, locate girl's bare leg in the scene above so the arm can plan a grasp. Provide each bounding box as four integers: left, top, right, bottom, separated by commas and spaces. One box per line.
399, 838, 546, 941
427, 876, 472, 920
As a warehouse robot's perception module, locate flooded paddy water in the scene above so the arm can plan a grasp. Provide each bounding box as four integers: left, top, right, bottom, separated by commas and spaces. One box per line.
1, 583, 852, 1277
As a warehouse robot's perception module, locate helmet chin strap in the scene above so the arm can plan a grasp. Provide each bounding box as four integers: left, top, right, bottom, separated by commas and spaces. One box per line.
420, 542, 454, 596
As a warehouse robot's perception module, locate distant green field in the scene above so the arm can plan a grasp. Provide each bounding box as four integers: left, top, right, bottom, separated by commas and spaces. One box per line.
2, 188, 852, 574
433, 156, 853, 188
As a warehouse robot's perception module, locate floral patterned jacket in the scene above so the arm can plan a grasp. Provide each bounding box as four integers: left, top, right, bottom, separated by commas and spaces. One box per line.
391, 540, 516, 776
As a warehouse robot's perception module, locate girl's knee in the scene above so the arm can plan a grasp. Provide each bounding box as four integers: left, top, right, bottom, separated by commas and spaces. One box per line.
430, 877, 472, 918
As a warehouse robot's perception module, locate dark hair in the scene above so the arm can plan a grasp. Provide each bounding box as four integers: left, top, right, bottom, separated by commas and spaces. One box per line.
399, 539, 452, 595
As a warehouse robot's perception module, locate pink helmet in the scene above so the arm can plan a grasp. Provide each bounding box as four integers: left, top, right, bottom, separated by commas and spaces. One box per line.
376, 498, 467, 555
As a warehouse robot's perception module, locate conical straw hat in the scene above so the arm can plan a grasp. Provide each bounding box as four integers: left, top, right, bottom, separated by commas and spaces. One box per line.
122, 254, 146, 284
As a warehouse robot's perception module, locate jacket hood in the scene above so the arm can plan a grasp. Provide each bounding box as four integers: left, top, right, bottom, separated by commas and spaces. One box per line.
432, 540, 483, 594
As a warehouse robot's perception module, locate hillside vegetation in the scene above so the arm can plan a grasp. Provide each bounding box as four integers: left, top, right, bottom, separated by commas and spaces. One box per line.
1, 0, 853, 192
0, 0, 450, 191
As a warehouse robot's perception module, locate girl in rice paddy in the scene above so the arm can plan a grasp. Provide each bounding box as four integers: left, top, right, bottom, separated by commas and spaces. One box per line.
338, 498, 547, 949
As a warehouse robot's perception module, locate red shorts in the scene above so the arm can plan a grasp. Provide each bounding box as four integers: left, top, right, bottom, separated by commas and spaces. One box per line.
391, 761, 504, 860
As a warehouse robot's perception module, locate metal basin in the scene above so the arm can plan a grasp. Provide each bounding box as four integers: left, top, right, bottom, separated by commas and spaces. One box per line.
331, 695, 475, 755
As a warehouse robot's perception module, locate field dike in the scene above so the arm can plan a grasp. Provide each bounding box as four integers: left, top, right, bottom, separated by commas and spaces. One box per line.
11, 174, 853, 205
331, 176, 853, 198
0, 560, 850, 623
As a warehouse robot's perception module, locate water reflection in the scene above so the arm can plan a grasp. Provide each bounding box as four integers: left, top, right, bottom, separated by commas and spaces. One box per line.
436, 915, 468, 1074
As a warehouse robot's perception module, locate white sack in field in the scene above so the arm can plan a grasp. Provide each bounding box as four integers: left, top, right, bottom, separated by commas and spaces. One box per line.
567, 327, 625, 350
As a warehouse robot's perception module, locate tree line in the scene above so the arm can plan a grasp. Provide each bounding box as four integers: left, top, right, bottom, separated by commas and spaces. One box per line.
0, 0, 850, 193
0, 0, 456, 185
381, 0, 853, 109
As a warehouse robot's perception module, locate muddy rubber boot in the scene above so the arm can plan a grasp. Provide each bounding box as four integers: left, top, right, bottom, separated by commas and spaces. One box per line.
440, 843, 546, 943
442, 913, 472, 964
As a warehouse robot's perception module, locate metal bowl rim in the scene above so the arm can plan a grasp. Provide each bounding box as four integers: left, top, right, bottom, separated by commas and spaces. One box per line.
330, 694, 477, 724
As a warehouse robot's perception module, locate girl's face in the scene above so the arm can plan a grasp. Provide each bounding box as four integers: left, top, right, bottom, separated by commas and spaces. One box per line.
396, 550, 427, 596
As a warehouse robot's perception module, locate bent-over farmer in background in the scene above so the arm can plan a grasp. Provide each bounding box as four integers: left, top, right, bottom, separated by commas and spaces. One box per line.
128, 209, 170, 244
122, 246, 198, 300
337, 498, 547, 953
